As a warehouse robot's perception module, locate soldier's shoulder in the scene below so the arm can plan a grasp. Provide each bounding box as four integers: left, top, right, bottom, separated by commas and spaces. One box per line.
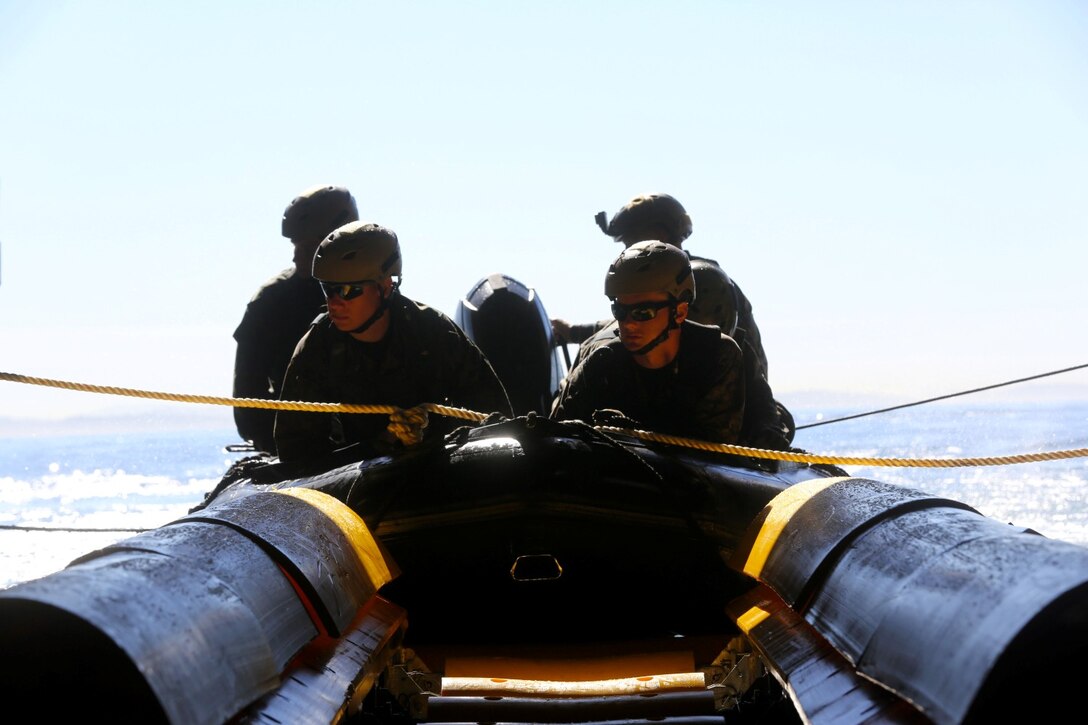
683, 319, 725, 339
248, 267, 302, 303
397, 296, 471, 347
686, 250, 720, 267
575, 322, 619, 358
399, 295, 455, 326
577, 336, 624, 368
683, 320, 742, 355
289, 313, 334, 353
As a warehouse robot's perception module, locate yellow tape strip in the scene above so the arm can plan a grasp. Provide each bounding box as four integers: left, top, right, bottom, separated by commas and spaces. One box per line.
735, 605, 771, 634
740, 477, 846, 579
277, 488, 395, 590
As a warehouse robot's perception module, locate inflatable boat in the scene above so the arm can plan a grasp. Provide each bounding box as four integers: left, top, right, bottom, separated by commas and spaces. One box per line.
2, 275, 1087, 724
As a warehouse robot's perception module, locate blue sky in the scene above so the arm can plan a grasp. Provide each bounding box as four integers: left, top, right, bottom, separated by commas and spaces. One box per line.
1, 1, 1086, 421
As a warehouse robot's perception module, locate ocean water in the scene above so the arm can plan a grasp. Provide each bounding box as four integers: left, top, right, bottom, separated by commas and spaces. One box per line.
794, 401, 1088, 547
1, 401, 1086, 590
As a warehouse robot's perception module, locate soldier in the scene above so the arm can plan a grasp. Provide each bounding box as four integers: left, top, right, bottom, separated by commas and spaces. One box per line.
550, 241, 746, 444
232, 185, 359, 454
552, 192, 793, 447
274, 221, 513, 463
688, 259, 793, 449
553, 193, 766, 369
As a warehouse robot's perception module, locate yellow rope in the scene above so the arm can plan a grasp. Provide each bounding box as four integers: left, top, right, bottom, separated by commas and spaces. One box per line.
596, 426, 1088, 468
4, 371, 1087, 468
0, 372, 486, 422
386, 405, 430, 446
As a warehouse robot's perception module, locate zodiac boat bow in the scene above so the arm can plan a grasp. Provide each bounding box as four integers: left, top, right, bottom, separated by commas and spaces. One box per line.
2, 274, 1087, 724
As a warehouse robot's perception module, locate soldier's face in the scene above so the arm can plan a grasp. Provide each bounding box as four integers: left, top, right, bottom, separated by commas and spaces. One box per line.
326, 280, 387, 332
613, 292, 674, 353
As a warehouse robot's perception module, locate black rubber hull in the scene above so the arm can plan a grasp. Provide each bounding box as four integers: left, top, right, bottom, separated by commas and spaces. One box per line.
2, 417, 1087, 724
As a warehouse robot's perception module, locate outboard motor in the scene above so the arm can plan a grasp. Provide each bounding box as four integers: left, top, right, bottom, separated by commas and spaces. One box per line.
456, 274, 566, 416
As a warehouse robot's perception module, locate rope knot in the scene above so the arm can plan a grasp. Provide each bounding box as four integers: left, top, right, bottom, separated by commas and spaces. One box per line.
387, 405, 430, 446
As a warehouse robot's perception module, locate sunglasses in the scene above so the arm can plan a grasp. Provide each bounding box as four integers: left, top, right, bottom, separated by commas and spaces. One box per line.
610, 300, 673, 322
319, 281, 372, 301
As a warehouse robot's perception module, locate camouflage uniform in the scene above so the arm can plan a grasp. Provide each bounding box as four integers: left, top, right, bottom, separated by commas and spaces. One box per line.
684, 253, 792, 449
551, 320, 746, 444
232, 269, 325, 454
561, 254, 793, 450
688, 253, 767, 379
275, 293, 512, 463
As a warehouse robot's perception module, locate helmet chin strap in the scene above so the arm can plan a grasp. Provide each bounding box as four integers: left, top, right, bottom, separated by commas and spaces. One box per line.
631, 305, 680, 357
348, 282, 398, 335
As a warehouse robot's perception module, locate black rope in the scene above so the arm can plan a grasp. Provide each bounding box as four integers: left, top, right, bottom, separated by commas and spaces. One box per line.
797, 362, 1088, 430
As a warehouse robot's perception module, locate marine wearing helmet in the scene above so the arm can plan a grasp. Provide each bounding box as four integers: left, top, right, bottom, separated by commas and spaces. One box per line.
282, 185, 359, 242
310, 221, 403, 337
552, 191, 794, 450
595, 193, 693, 247
553, 193, 696, 348
275, 221, 513, 463
550, 242, 747, 445
232, 184, 361, 456
600, 240, 693, 358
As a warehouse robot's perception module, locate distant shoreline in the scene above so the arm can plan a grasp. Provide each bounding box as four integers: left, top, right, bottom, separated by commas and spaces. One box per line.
0, 408, 237, 438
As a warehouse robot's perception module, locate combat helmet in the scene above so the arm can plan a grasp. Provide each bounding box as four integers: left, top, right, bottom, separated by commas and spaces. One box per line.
604, 241, 695, 303
595, 193, 693, 247
312, 221, 402, 284
688, 258, 738, 336
281, 185, 360, 241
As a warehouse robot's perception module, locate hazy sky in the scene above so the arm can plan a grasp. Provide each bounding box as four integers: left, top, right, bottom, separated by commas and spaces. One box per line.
1, 1, 1086, 421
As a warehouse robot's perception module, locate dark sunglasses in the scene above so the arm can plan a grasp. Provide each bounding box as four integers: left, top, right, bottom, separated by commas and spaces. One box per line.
319, 281, 372, 301
610, 300, 673, 322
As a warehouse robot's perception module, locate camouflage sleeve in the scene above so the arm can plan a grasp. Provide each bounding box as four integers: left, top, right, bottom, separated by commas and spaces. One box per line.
730, 280, 769, 379
692, 335, 746, 444
550, 347, 613, 425
571, 321, 619, 369
431, 316, 514, 419
549, 368, 586, 423
553, 318, 611, 345
738, 337, 794, 450
274, 328, 336, 462
568, 319, 610, 344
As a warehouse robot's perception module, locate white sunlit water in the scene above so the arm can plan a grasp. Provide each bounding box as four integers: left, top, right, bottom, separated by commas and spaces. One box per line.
792, 401, 1088, 547
1, 402, 1086, 590
0, 428, 248, 589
